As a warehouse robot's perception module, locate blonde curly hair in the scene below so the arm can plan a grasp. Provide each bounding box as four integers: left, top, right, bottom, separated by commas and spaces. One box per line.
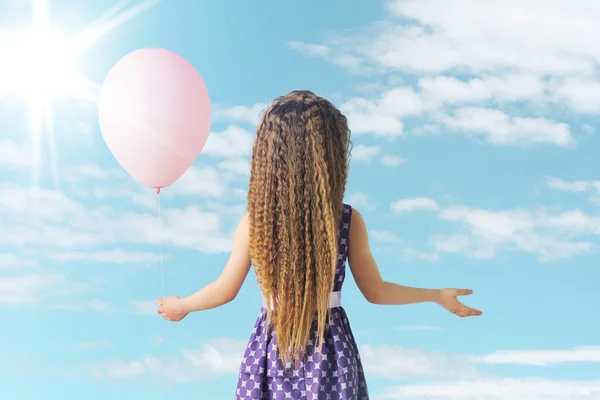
248, 90, 351, 365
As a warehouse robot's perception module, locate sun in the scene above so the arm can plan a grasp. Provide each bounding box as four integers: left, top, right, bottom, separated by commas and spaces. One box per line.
0, 0, 161, 187
0, 30, 76, 104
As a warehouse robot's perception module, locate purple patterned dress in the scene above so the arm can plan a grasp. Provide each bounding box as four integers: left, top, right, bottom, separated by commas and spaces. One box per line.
235, 204, 369, 400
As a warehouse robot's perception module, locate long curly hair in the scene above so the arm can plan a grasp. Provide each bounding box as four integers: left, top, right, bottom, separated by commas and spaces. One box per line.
248, 90, 351, 365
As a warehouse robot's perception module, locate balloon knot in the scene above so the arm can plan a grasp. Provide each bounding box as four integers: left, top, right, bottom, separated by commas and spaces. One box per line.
156, 188, 161, 195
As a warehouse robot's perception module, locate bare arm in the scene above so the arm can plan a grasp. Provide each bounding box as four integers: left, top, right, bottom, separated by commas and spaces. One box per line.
179, 213, 252, 313
347, 208, 482, 317
347, 208, 439, 305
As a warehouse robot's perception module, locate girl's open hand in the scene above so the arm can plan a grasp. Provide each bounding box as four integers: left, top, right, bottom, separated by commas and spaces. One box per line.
436, 288, 482, 317
156, 296, 188, 322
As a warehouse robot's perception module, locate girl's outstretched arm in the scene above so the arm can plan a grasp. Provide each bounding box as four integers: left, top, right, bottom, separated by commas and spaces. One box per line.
157, 213, 251, 321
347, 208, 482, 317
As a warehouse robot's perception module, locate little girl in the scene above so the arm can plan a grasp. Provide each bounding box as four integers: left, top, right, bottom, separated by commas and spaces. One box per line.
156, 90, 482, 400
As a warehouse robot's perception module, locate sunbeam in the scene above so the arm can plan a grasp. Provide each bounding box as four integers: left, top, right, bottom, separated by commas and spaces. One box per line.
69, 0, 163, 56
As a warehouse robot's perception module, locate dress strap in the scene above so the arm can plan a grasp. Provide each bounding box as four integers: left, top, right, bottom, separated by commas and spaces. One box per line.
262, 291, 342, 309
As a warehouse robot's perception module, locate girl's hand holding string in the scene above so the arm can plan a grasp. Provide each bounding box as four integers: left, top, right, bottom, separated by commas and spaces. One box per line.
155, 215, 252, 322
156, 296, 189, 322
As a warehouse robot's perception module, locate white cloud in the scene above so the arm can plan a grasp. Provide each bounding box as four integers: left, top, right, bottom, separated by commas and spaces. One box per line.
351, 145, 407, 167
433, 205, 599, 260
0, 139, 32, 167
546, 177, 600, 199
582, 123, 596, 136
86, 356, 160, 380
0, 273, 64, 304
345, 192, 372, 209
214, 104, 267, 126
360, 344, 478, 381
287, 41, 330, 57
180, 338, 247, 378
381, 155, 407, 166
378, 378, 600, 400
86, 338, 246, 383
167, 166, 229, 198
370, 345, 600, 399
80, 339, 600, 398
288, 1, 600, 145
336, 79, 577, 144
401, 248, 440, 262
547, 177, 600, 192
0, 184, 86, 225
130, 300, 158, 315
439, 107, 573, 147
88, 341, 470, 384
287, 41, 369, 73
369, 231, 440, 262
552, 79, 600, 114
340, 91, 413, 137
475, 346, 600, 366
342, 0, 600, 76
0, 253, 37, 268
352, 144, 380, 160
386, 195, 600, 260
61, 128, 252, 209
64, 164, 125, 183
54, 338, 600, 400
48, 249, 162, 264
392, 197, 440, 213
202, 125, 254, 159
218, 158, 250, 176
417, 74, 546, 105
74, 163, 242, 206
340, 74, 549, 135
0, 181, 235, 255
370, 230, 403, 243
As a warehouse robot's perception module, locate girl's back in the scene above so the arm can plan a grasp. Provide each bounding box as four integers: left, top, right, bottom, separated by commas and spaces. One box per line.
236, 204, 369, 400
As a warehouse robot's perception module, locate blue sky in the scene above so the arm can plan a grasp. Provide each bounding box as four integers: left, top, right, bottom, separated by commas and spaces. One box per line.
1, 0, 600, 399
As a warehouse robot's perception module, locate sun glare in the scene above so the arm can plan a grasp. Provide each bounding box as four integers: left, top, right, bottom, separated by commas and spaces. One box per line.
0, 31, 76, 103
0, 0, 161, 188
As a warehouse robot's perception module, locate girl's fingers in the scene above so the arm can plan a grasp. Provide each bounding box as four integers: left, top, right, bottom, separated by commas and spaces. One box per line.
460, 307, 482, 317
456, 289, 473, 296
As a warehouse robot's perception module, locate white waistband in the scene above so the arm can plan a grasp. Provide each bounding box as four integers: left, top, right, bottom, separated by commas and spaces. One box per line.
261, 291, 341, 309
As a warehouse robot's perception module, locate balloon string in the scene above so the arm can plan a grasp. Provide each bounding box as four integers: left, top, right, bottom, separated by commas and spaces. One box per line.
156, 188, 164, 301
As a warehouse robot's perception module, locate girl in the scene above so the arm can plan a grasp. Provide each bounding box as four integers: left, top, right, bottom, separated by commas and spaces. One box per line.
157, 90, 482, 400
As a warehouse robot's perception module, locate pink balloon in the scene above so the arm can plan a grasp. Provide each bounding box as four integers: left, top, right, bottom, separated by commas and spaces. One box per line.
98, 48, 211, 190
